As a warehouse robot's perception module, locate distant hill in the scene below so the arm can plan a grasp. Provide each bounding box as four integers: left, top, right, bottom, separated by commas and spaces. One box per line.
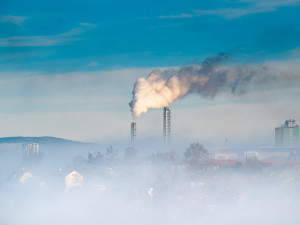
0, 136, 86, 145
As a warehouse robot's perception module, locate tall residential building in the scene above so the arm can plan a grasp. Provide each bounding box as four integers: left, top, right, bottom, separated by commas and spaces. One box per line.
275, 119, 299, 147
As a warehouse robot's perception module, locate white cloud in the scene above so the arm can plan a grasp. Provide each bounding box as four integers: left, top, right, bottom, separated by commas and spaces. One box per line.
159, 0, 300, 19
79, 22, 97, 27
193, 8, 268, 19
85, 61, 99, 67
0, 15, 29, 26
158, 13, 194, 19
0, 27, 90, 47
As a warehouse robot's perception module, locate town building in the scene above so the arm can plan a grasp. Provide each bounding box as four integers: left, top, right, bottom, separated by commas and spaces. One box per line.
275, 119, 299, 147
65, 171, 83, 191
23, 143, 40, 158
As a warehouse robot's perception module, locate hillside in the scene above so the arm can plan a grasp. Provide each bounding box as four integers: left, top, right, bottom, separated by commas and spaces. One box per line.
0, 136, 85, 145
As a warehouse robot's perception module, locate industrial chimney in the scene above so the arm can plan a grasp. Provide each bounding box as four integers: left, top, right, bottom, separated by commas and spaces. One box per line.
131, 122, 136, 144
163, 107, 171, 143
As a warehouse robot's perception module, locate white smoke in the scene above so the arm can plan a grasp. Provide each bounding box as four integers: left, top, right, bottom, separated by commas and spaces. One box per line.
129, 70, 209, 117
129, 53, 272, 117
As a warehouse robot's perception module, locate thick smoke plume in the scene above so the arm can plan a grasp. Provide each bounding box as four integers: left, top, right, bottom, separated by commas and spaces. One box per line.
129, 53, 271, 117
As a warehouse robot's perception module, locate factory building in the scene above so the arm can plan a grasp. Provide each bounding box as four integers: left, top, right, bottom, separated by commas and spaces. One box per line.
163, 107, 171, 143
275, 119, 299, 147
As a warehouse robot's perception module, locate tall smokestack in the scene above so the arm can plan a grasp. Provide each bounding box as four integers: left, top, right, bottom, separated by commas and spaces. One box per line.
163, 107, 171, 143
131, 122, 136, 145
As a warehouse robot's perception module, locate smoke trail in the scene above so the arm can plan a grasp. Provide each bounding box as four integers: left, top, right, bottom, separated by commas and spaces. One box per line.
128, 53, 287, 117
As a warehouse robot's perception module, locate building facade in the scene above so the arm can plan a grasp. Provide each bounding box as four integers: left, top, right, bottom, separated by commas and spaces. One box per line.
23, 143, 40, 158
275, 119, 299, 147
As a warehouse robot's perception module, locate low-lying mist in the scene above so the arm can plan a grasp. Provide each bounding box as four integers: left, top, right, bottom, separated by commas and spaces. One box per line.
0, 142, 299, 225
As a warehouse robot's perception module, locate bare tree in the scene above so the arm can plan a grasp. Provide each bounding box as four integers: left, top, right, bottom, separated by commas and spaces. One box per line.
106, 146, 118, 160
184, 142, 208, 161
88, 151, 104, 164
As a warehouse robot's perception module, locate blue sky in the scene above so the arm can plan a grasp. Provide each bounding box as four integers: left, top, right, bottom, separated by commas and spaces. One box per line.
0, 0, 300, 146
1, 0, 300, 71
